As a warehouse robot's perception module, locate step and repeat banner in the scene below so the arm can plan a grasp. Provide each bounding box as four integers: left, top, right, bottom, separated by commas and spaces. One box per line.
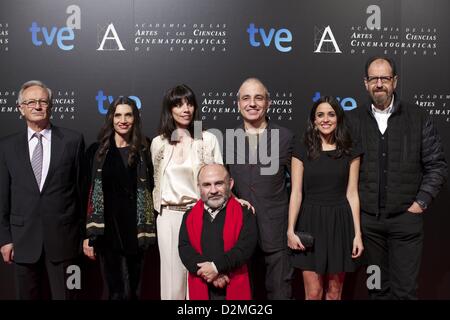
0, 0, 449, 299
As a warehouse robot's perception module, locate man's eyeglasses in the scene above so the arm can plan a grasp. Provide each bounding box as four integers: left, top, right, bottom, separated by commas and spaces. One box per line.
366, 76, 395, 84
21, 99, 50, 108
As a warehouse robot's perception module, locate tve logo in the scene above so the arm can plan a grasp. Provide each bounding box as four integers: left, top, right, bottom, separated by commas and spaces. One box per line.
247, 23, 292, 52
29, 5, 80, 50
96, 91, 142, 114
312, 91, 357, 111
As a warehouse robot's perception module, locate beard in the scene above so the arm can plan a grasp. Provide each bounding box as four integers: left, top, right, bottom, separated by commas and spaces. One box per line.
371, 90, 392, 109
205, 196, 226, 209
201, 191, 231, 210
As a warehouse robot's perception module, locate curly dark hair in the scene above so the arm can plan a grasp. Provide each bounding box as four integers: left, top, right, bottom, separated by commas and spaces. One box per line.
304, 96, 352, 160
97, 96, 148, 166
158, 84, 199, 142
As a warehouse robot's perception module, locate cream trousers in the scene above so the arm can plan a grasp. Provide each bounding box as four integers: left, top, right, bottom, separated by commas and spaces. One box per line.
157, 208, 188, 300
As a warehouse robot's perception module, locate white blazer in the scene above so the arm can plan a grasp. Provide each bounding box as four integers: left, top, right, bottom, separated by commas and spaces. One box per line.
150, 131, 223, 213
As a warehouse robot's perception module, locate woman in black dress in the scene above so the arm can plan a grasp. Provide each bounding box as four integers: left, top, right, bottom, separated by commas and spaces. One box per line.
83, 96, 155, 299
287, 96, 364, 300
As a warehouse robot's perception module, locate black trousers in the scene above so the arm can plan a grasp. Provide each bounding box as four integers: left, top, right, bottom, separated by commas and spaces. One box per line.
209, 286, 226, 300
361, 211, 423, 300
264, 248, 294, 300
98, 249, 143, 300
15, 250, 77, 300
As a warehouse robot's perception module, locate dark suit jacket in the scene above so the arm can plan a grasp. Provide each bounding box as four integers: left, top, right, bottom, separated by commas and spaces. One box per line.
0, 125, 85, 263
226, 122, 294, 253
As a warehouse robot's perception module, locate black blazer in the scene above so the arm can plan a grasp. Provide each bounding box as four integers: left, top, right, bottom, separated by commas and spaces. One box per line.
0, 126, 85, 263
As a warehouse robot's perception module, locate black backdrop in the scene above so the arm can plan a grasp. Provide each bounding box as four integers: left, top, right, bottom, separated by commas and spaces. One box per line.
0, 0, 449, 299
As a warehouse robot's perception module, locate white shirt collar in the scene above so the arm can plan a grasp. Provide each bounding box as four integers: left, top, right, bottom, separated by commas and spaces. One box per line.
371, 96, 394, 115
204, 201, 227, 221
27, 126, 52, 142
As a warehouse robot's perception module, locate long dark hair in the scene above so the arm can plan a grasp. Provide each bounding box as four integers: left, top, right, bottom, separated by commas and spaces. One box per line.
97, 96, 148, 166
158, 84, 199, 142
304, 96, 352, 160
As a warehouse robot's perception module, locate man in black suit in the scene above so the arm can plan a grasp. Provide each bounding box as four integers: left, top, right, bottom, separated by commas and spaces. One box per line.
0, 80, 85, 299
226, 78, 294, 299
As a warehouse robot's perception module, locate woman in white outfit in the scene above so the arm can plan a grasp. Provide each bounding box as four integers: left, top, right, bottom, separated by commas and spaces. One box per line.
151, 84, 223, 300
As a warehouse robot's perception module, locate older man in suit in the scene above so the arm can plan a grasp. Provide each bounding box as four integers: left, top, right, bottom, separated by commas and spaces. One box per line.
0, 80, 85, 299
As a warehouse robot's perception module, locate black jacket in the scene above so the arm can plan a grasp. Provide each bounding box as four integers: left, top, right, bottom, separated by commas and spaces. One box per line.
85, 139, 153, 254
347, 96, 447, 215
226, 122, 294, 252
179, 205, 257, 274
0, 126, 85, 263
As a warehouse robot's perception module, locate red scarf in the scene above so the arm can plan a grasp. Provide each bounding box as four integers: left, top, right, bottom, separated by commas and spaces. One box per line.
185, 196, 251, 300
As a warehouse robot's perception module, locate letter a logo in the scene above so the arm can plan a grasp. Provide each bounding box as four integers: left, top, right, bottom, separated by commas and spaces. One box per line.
66, 265, 81, 290
366, 265, 381, 290
314, 26, 342, 53
97, 23, 125, 51
366, 5, 381, 30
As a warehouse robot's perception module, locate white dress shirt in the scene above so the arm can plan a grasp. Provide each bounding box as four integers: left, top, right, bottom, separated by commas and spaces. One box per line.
371, 97, 394, 135
27, 127, 52, 191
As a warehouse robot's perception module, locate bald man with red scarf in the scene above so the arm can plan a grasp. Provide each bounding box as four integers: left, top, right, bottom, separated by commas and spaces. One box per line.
179, 164, 257, 300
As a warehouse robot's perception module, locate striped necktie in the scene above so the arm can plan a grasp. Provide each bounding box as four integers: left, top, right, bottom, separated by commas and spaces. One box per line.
31, 132, 43, 187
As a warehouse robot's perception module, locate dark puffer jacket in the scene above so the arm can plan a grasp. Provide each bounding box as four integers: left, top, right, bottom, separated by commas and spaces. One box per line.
347, 96, 447, 215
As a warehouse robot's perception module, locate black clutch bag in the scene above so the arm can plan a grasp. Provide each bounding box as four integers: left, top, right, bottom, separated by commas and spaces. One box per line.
295, 231, 314, 248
